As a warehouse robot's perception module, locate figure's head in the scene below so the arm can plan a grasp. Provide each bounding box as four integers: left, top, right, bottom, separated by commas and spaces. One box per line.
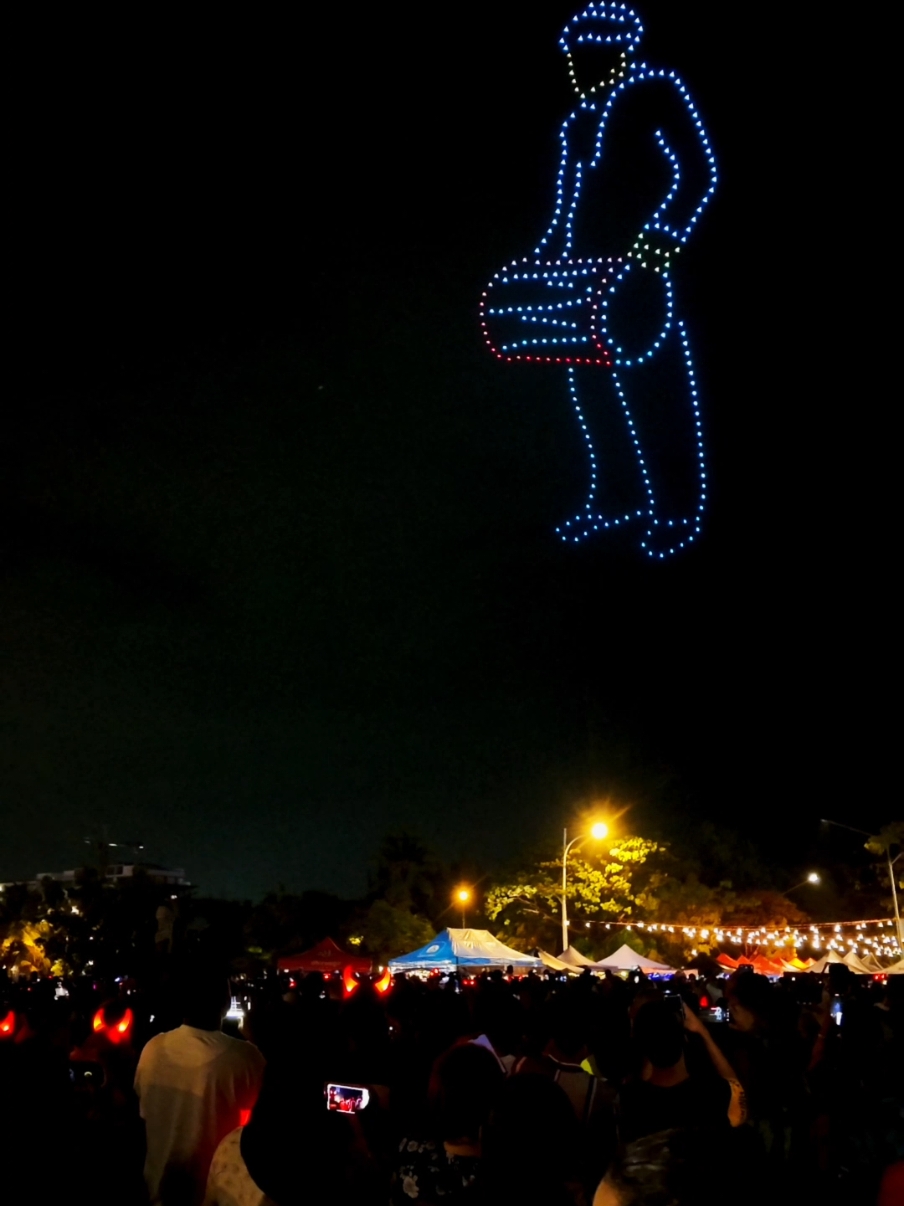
179, 959, 231, 1030
560, 3, 643, 98
725, 970, 772, 1032
632, 999, 685, 1069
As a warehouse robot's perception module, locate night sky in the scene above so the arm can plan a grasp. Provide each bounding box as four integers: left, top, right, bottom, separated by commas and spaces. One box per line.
3, 4, 894, 899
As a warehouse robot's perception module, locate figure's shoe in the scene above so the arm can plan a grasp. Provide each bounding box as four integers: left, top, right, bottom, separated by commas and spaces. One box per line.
638, 516, 700, 559
555, 509, 646, 543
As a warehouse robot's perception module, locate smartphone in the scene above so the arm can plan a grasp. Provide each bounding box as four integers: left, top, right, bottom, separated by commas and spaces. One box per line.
663, 992, 684, 1016
709, 1006, 725, 1024
326, 1083, 370, 1114
830, 998, 843, 1026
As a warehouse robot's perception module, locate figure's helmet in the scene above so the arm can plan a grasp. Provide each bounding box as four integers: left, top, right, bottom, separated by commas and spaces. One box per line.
559, 2, 644, 56
560, 3, 643, 95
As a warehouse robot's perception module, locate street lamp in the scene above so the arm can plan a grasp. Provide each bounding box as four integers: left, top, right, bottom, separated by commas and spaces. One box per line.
455, 887, 471, 929
561, 822, 609, 954
821, 818, 904, 945
785, 871, 821, 894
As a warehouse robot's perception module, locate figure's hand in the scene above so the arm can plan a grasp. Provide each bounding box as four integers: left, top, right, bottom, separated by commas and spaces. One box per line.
682, 1002, 706, 1035
627, 228, 682, 273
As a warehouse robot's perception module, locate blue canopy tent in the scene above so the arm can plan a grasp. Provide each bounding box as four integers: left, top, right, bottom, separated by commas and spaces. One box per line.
388, 928, 542, 974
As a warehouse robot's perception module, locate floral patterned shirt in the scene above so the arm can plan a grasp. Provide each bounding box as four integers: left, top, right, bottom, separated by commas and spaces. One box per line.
391, 1137, 482, 1203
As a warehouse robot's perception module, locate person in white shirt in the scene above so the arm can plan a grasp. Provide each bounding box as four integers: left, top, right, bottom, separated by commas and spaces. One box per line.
135, 964, 265, 1206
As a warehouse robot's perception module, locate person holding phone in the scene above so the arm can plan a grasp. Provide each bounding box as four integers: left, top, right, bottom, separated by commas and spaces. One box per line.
617, 996, 746, 1144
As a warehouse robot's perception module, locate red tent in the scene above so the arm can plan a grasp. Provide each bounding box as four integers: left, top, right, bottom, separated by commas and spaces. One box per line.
715, 952, 785, 976
277, 937, 372, 975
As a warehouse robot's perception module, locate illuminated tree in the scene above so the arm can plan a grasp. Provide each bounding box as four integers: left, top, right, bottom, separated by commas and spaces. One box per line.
0, 919, 58, 978
486, 835, 664, 952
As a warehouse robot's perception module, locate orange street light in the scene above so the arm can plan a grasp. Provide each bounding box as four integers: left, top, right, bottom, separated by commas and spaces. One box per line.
455, 887, 472, 928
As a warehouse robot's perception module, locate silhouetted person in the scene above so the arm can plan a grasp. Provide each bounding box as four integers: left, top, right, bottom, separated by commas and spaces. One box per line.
135, 962, 264, 1206
618, 997, 745, 1143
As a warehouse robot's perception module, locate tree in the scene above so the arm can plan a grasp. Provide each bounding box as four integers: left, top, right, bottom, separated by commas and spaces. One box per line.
368, 831, 445, 919
865, 822, 904, 935
361, 900, 434, 966
486, 835, 664, 953
245, 890, 350, 962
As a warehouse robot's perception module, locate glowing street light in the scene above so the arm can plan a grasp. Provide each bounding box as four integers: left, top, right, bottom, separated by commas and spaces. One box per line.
785, 872, 821, 895
455, 887, 472, 928
561, 822, 609, 954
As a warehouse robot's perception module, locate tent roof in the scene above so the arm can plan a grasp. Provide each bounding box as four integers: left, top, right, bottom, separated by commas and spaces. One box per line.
388, 928, 542, 973
843, 950, 875, 974
557, 946, 597, 968
277, 937, 372, 974
591, 943, 675, 973
538, 950, 577, 972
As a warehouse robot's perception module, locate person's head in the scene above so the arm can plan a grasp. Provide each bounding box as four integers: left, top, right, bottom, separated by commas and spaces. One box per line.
828, 963, 854, 997
633, 999, 685, 1069
428, 1040, 504, 1143
179, 961, 230, 1030
725, 971, 772, 1033
595, 1128, 726, 1206
560, 2, 643, 98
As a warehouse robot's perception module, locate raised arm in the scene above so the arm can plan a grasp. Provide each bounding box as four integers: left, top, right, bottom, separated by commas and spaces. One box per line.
682, 1004, 747, 1127
625, 71, 718, 271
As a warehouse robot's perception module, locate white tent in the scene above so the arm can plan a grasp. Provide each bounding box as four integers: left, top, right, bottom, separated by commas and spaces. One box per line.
859, 954, 885, 973
807, 951, 848, 974
557, 946, 597, 969
843, 951, 875, 975
538, 950, 577, 972
591, 943, 675, 974
880, 957, 904, 975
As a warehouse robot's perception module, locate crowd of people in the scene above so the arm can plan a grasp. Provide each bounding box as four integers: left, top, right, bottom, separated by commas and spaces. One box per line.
1, 957, 902, 1204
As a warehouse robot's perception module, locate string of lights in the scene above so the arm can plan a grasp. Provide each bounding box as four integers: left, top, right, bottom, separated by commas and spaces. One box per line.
520, 906, 903, 959
480, 3, 717, 560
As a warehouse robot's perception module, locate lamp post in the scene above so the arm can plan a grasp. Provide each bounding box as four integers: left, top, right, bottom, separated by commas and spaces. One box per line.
455, 888, 471, 929
561, 822, 608, 954
821, 818, 903, 947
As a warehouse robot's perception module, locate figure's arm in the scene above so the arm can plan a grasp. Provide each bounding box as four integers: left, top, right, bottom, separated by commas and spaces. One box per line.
626, 73, 717, 272
683, 1005, 747, 1126
535, 110, 587, 259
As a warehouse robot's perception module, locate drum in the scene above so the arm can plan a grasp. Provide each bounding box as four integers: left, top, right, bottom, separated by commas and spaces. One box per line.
479, 256, 623, 367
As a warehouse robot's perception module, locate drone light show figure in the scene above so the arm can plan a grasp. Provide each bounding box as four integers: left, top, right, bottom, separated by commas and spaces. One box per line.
480, 3, 717, 557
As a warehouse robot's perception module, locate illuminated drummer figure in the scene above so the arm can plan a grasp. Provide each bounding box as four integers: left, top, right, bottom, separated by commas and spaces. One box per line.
480, 3, 717, 557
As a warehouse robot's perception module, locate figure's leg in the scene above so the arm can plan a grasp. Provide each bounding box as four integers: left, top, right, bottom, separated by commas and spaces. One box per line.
612, 310, 707, 558
555, 365, 647, 543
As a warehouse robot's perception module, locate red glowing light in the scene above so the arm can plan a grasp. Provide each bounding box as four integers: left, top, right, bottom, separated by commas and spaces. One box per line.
699, 995, 710, 1009
0, 1010, 15, 1036
239, 1108, 252, 1126
374, 969, 392, 994
342, 967, 359, 997
113, 1008, 134, 1040
93, 1005, 133, 1042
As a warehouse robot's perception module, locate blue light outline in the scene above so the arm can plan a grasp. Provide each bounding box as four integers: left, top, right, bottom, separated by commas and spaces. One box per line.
480, 2, 717, 558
